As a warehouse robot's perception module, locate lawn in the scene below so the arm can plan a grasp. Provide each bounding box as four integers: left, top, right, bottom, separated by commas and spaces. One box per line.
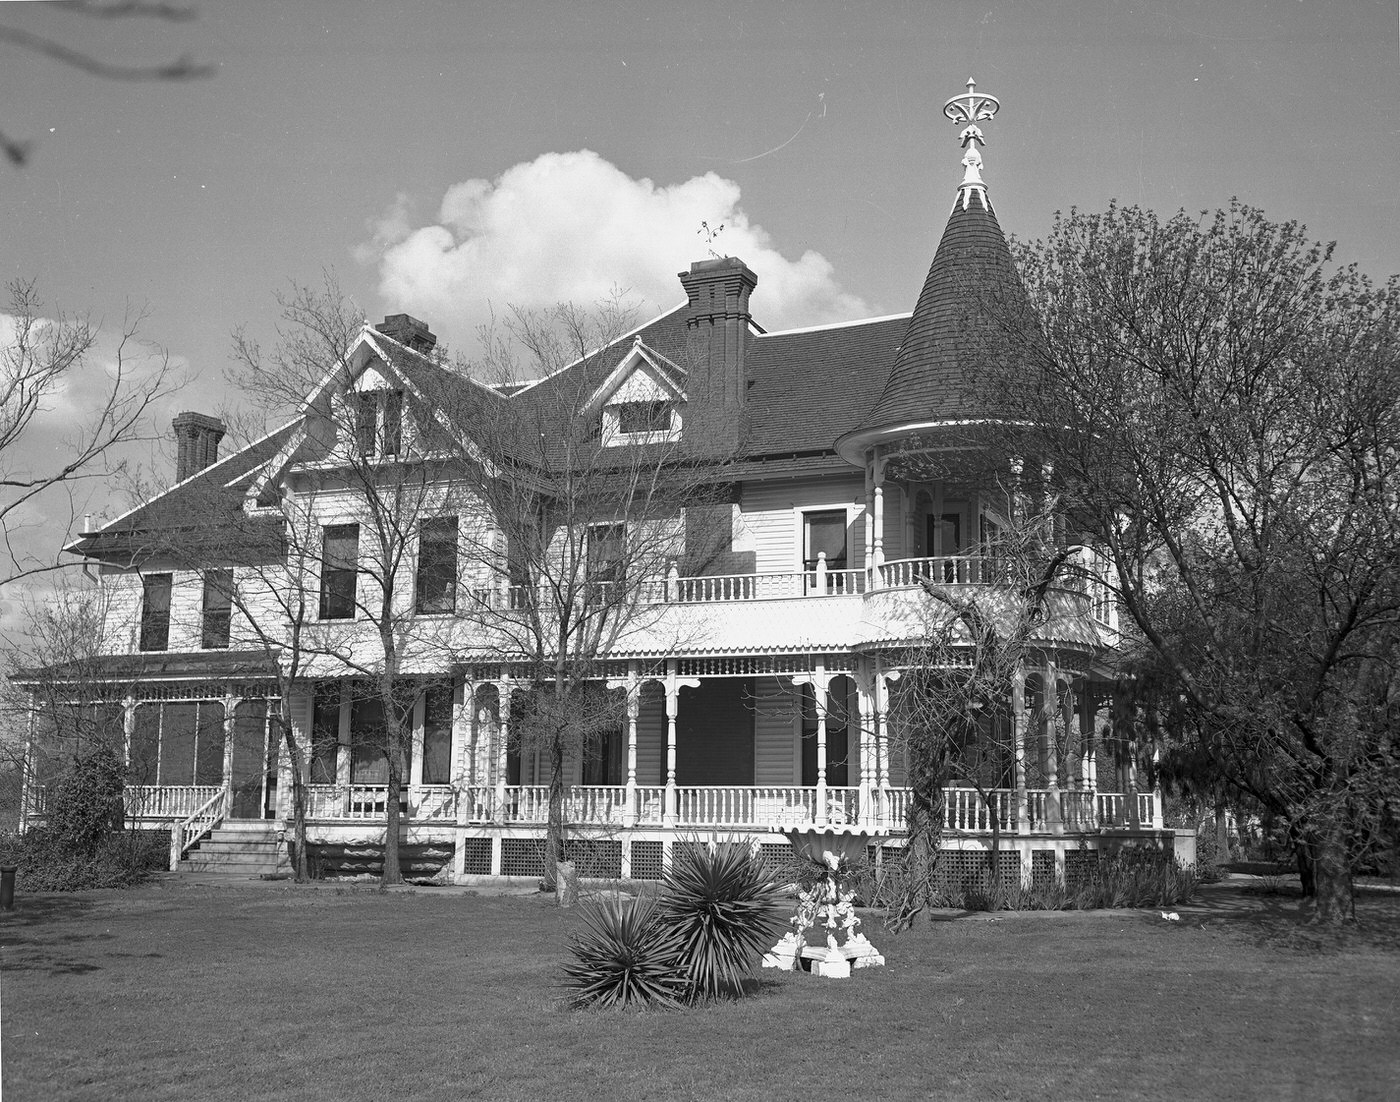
2, 879, 1398, 1102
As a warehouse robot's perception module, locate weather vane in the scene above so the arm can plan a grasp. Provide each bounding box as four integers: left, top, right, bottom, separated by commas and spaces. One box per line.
942, 78, 1000, 149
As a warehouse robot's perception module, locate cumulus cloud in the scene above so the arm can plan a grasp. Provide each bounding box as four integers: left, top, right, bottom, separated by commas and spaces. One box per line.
362, 150, 870, 358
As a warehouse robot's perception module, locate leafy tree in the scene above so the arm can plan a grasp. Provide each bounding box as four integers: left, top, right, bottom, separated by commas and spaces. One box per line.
988, 201, 1400, 924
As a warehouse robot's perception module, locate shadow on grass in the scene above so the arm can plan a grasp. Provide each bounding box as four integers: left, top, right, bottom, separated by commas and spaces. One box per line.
1197, 883, 1400, 954
0, 895, 122, 976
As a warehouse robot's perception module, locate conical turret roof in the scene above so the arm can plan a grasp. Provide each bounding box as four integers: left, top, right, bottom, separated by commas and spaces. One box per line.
836, 84, 1036, 464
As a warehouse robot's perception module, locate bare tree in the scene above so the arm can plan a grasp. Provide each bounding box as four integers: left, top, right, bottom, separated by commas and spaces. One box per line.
880, 494, 1087, 927
985, 201, 1400, 924
450, 301, 730, 892
0, 1, 214, 166
1, 279, 178, 590
228, 279, 471, 886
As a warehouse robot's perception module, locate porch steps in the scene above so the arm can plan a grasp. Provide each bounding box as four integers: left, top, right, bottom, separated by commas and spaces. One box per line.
179, 822, 290, 877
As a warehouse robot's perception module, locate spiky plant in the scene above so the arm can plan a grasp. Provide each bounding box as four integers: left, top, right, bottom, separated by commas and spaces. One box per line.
656, 841, 787, 1000
563, 895, 687, 1009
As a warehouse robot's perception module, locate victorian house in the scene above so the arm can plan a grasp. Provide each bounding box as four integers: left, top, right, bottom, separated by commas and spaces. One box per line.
20, 85, 1180, 883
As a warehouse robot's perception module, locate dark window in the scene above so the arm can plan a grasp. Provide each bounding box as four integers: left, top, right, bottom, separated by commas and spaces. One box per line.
421, 684, 453, 784
133, 700, 225, 788
618, 401, 672, 434
310, 683, 341, 784
382, 390, 403, 456
319, 524, 359, 619
587, 524, 626, 600
201, 570, 233, 649
139, 573, 173, 652
415, 516, 458, 614
803, 511, 848, 571
349, 696, 412, 784
353, 390, 405, 457
354, 392, 377, 455
799, 684, 848, 788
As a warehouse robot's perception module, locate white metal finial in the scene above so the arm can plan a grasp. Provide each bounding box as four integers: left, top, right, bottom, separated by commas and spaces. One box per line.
943, 77, 1000, 147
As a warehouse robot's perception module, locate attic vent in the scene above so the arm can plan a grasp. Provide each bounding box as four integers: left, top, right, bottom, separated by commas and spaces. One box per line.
376, 314, 437, 355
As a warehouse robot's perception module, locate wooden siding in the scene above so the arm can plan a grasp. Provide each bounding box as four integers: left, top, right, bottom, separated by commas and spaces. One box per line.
738, 474, 868, 575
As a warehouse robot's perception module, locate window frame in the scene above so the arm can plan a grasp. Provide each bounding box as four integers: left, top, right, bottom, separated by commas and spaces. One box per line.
139, 573, 173, 652
414, 516, 459, 615
319, 524, 360, 620
201, 569, 234, 650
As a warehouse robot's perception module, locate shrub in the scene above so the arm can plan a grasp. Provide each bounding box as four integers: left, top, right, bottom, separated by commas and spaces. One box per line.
657, 842, 787, 1000
46, 743, 126, 854
563, 895, 687, 1010
0, 827, 160, 892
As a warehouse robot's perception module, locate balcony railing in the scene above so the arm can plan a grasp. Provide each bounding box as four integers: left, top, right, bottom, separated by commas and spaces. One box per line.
456, 553, 1118, 620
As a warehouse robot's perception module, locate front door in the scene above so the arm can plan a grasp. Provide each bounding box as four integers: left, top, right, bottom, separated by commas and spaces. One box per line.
230, 699, 278, 820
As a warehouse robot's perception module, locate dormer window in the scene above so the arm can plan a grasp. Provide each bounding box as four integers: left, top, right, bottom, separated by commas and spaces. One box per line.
618, 401, 673, 435
354, 389, 404, 457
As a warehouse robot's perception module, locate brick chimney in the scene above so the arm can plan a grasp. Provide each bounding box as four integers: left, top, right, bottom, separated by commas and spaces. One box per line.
375, 314, 438, 355
172, 412, 226, 483
677, 257, 757, 453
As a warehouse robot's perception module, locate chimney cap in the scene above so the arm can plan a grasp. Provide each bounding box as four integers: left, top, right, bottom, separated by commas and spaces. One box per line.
375, 314, 438, 353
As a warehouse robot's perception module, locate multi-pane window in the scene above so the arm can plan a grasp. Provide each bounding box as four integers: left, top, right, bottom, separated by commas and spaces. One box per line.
353, 390, 404, 457
201, 569, 233, 649
618, 400, 673, 435
129, 700, 226, 787
310, 683, 341, 784
319, 524, 359, 620
139, 573, 173, 651
421, 683, 453, 785
415, 516, 458, 614
586, 524, 626, 600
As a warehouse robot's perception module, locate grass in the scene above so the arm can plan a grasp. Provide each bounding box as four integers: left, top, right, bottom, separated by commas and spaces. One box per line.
2, 880, 1399, 1102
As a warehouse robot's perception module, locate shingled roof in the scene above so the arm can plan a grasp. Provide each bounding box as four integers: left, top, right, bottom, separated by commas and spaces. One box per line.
834, 181, 1035, 462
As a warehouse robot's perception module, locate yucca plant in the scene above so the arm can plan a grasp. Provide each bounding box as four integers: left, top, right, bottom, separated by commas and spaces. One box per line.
656, 841, 787, 1001
563, 895, 687, 1009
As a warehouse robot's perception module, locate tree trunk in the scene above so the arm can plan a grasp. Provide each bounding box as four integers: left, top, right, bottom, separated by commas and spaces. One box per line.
1213, 795, 1231, 864
278, 718, 310, 882
1310, 825, 1355, 925
383, 755, 404, 886
544, 738, 565, 894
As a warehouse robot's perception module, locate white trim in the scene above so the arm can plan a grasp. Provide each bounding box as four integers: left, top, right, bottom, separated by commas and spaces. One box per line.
757, 312, 911, 339
507, 302, 689, 396
64, 419, 301, 554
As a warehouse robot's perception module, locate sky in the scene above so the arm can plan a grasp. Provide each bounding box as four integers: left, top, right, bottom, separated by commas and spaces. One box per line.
2, 0, 1399, 618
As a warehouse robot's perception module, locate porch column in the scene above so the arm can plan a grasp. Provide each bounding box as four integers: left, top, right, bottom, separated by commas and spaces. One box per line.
663, 660, 700, 828
221, 690, 239, 816
863, 461, 875, 578
855, 662, 875, 828
1151, 740, 1164, 829
1116, 688, 1141, 830
452, 678, 471, 883
792, 664, 831, 826
408, 693, 426, 788
878, 664, 900, 829
1044, 663, 1063, 835
494, 674, 512, 825
1011, 666, 1029, 836
607, 663, 641, 828
872, 451, 887, 569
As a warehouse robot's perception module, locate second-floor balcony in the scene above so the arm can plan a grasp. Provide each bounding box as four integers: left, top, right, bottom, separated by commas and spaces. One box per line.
474, 553, 1116, 633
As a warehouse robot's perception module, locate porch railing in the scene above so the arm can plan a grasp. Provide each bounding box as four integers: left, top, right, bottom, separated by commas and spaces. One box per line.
169, 787, 229, 870
303, 784, 459, 822
126, 785, 225, 820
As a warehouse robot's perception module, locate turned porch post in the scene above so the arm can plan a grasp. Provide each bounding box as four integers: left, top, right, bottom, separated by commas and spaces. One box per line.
872, 451, 887, 568
1012, 666, 1029, 835
607, 663, 641, 827
855, 662, 875, 828
863, 461, 875, 579
878, 665, 900, 828
792, 664, 831, 826
1044, 662, 1063, 835
493, 674, 511, 825
663, 660, 699, 828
